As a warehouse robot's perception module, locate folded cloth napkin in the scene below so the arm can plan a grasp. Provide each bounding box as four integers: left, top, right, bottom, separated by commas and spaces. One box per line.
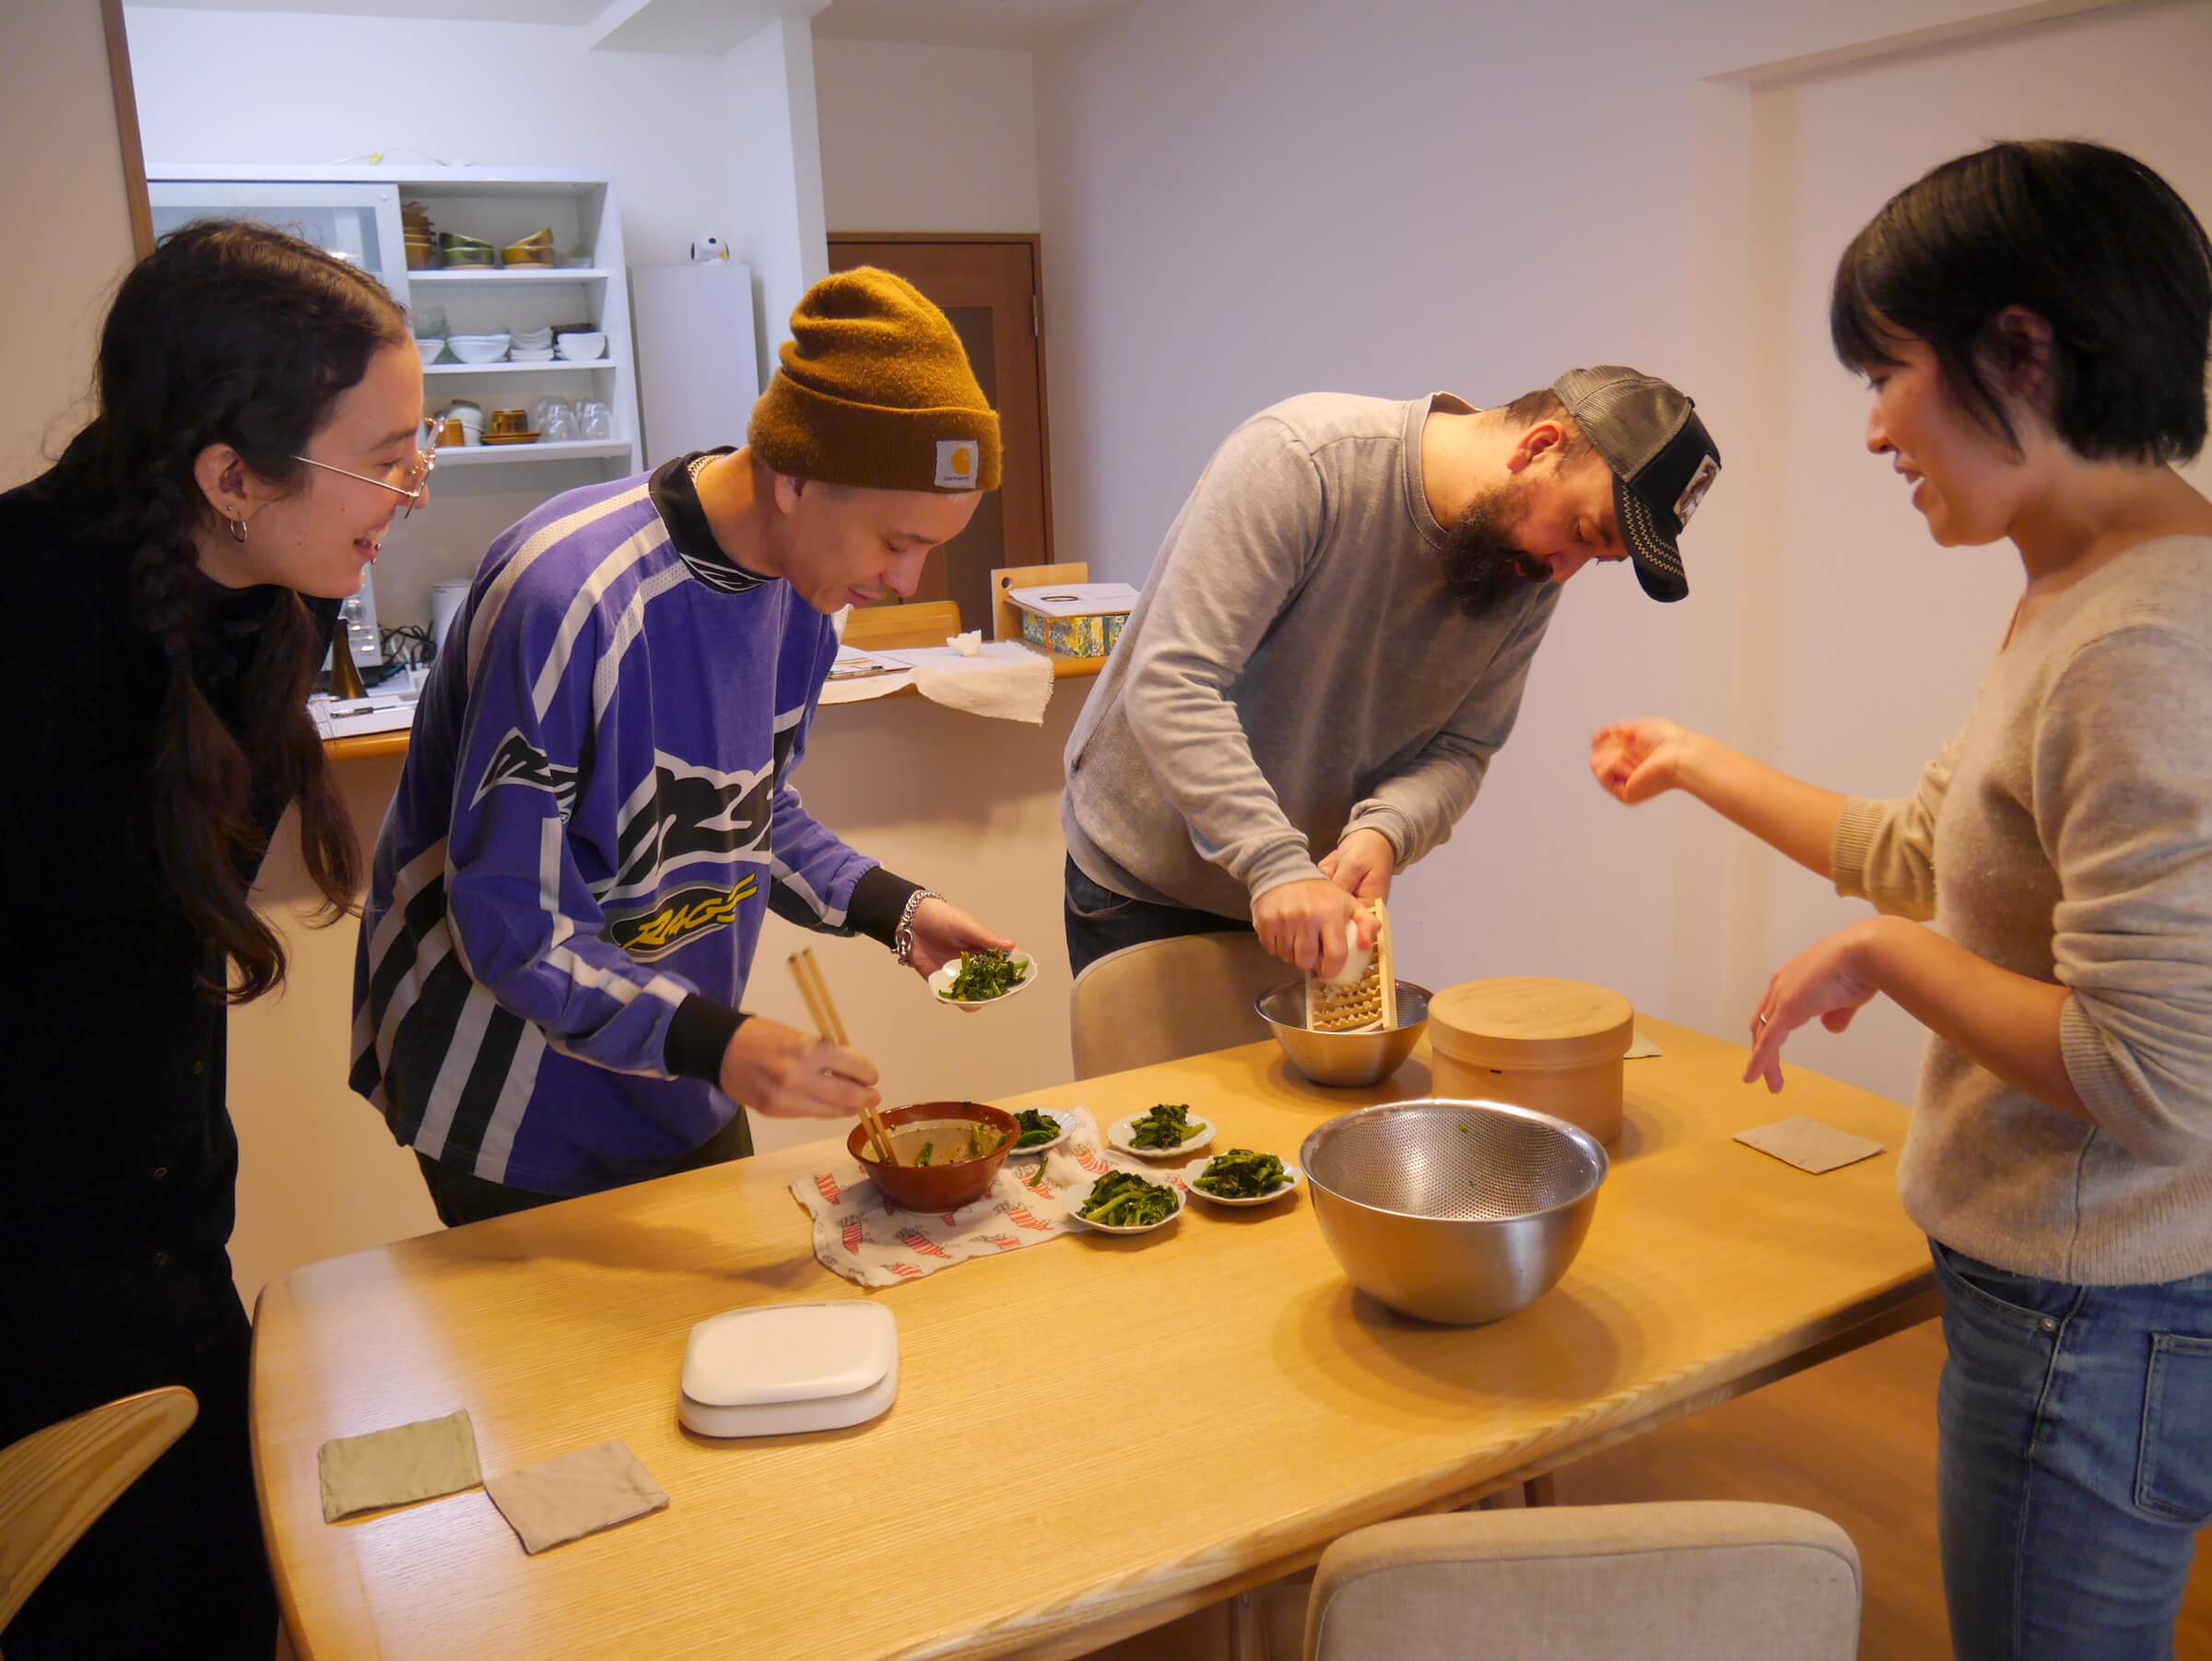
793, 1107, 1132, 1286
485, 1440, 669, 1556
318, 1409, 482, 1523
881, 642, 1054, 724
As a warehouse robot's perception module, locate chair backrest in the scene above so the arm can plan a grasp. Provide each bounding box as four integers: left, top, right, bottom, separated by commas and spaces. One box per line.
0, 1386, 198, 1636
1304, 1502, 1861, 1661
841, 599, 962, 653
1069, 931, 1288, 1079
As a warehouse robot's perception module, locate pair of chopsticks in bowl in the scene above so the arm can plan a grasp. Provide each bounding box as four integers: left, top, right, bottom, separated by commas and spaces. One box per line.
787, 948, 897, 1165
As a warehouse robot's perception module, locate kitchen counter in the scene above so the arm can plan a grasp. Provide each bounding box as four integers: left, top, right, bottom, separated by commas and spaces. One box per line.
252, 1019, 1933, 1661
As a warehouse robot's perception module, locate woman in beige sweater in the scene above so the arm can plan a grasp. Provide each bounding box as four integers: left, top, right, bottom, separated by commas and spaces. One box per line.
1592, 140, 2212, 1661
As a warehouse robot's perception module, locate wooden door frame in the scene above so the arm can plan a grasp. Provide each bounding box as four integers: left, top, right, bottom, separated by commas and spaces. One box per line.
826, 232, 1054, 562
100, 0, 155, 258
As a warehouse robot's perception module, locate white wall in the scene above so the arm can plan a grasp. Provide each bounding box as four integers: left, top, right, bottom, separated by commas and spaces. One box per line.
812, 36, 1041, 230
726, 15, 831, 367
3, 0, 140, 488
124, 8, 740, 267
1029, 0, 2211, 1108
120, 6, 829, 631
1740, 3, 2212, 1105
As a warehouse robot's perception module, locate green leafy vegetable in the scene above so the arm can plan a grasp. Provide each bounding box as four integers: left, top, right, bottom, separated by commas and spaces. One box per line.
947, 948, 1024, 1002
1013, 1108, 1060, 1149
1077, 1171, 1179, 1228
1193, 1148, 1290, 1199
915, 1142, 935, 1168
1129, 1103, 1203, 1149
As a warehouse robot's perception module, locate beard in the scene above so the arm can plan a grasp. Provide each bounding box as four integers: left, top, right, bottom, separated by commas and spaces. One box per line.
1441, 480, 1549, 613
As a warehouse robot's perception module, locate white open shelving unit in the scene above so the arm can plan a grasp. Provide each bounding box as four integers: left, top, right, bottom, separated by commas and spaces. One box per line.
143, 166, 644, 477
144, 167, 653, 737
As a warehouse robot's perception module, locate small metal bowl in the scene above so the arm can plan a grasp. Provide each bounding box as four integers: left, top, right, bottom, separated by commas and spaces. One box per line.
1255, 979, 1430, 1088
1300, 1099, 1607, 1325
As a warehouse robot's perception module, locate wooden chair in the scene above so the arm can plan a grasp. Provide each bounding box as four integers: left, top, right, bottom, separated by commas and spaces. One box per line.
1255, 1502, 1861, 1661
0, 1386, 198, 1640
1068, 931, 1287, 1080
840, 598, 962, 654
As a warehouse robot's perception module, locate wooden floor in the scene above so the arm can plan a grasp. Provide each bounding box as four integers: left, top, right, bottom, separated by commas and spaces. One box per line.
1086, 1320, 2212, 1659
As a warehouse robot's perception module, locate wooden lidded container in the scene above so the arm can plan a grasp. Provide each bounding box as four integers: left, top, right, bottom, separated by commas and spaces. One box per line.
1427, 978, 1636, 1144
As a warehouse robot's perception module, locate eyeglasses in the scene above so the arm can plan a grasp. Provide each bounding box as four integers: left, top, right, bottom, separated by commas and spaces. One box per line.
292, 448, 436, 518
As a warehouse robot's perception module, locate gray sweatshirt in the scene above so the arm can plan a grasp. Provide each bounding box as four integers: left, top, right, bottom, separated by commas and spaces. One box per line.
1064, 394, 1559, 920
1835, 536, 2212, 1285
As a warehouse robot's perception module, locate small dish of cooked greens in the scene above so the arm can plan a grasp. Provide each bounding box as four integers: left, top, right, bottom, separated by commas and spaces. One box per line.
1106, 1103, 1216, 1160
927, 948, 1039, 1012
1008, 1106, 1069, 1155
1183, 1148, 1300, 1207
1072, 1169, 1183, 1234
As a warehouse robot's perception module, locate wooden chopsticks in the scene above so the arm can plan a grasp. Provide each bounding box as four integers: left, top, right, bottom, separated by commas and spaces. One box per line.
788, 948, 896, 1165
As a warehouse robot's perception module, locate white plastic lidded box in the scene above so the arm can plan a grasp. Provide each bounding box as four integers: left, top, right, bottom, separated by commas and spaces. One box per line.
678, 1303, 899, 1439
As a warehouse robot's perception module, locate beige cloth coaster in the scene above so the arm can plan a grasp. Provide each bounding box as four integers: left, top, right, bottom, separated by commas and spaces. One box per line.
1735, 1115, 1885, 1174
318, 1409, 482, 1523
485, 1440, 669, 1555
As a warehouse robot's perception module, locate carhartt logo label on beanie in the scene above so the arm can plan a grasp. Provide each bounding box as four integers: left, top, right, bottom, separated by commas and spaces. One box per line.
935, 440, 978, 489
747, 267, 1003, 494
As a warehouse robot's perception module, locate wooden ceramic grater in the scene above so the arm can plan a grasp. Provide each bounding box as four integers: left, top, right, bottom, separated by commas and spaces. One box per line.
1305, 900, 1395, 1033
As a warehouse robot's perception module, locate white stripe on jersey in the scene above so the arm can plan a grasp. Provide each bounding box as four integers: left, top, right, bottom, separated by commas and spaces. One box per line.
465, 482, 651, 678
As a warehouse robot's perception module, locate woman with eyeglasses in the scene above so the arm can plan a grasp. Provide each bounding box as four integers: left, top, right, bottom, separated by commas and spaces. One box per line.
0, 219, 427, 1659
1593, 140, 2212, 1658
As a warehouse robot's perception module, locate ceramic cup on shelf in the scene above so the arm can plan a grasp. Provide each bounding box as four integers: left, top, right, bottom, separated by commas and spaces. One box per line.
489, 407, 530, 437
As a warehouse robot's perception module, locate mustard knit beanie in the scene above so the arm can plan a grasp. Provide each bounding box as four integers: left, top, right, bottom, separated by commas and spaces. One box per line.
747, 267, 1002, 493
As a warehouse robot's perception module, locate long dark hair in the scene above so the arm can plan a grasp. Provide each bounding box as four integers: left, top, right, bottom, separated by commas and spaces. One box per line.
1831, 139, 2212, 465
51, 219, 411, 1001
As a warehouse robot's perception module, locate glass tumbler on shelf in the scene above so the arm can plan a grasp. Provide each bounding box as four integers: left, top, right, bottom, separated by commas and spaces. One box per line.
579, 400, 614, 441
537, 399, 579, 442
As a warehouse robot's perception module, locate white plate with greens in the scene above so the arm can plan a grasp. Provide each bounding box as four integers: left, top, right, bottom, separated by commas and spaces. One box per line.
1006, 1106, 1071, 1157
1182, 1149, 1301, 1207
1069, 1168, 1185, 1234
1106, 1107, 1216, 1160
929, 948, 1038, 1012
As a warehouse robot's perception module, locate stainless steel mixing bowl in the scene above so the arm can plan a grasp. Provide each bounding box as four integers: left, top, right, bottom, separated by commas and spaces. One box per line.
1299, 1098, 1608, 1325
1255, 979, 1430, 1088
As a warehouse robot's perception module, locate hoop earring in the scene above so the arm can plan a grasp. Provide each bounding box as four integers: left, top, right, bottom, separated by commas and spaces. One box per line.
227, 515, 249, 545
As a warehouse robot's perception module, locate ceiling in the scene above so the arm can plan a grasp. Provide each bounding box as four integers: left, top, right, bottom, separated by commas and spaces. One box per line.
126, 0, 1131, 46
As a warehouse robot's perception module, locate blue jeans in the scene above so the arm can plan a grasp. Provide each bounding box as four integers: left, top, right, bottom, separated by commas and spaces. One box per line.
1932, 1239, 2212, 1660
1063, 854, 1250, 981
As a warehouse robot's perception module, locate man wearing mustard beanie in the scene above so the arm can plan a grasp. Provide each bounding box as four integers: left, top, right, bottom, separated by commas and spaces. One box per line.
354, 268, 1016, 1225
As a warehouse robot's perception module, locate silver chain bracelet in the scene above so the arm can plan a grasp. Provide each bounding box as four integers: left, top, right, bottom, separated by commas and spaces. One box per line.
893, 888, 941, 967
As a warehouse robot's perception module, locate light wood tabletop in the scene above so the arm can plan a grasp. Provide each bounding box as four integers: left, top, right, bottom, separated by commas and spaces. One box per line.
253, 1019, 1936, 1660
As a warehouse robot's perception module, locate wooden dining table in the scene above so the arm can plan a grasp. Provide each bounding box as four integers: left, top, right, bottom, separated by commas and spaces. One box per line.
253, 1018, 1937, 1660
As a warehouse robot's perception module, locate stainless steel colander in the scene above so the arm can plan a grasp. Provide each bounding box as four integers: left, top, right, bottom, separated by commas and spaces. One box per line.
1300, 1099, 1608, 1325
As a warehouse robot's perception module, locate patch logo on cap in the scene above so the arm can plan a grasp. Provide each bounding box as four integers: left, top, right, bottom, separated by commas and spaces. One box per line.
1674, 455, 1720, 525
935, 440, 978, 489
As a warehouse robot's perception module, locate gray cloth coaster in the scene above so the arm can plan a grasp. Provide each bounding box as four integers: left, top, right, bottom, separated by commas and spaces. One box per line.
485, 1440, 669, 1556
319, 1409, 482, 1523
1735, 1115, 1885, 1174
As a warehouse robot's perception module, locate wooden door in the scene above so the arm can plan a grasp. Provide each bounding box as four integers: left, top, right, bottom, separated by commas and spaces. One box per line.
827, 236, 1053, 632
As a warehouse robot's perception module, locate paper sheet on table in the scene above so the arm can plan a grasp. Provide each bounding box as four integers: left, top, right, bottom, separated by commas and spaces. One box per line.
877, 641, 1054, 724
818, 646, 916, 705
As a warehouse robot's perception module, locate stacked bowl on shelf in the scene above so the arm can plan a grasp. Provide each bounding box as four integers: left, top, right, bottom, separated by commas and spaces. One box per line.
402, 201, 436, 270
510, 326, 555, 363
445, 333, 512, 364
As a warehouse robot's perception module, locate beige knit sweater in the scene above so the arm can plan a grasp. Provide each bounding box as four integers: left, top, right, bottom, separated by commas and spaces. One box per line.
1833, 536, 2212, 1285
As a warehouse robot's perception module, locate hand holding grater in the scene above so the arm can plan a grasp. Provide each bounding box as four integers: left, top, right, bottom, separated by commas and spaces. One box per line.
1306, 900, 1395, 1033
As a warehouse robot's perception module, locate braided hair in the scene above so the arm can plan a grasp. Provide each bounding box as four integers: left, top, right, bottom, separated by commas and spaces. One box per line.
51, 219, 410, 1001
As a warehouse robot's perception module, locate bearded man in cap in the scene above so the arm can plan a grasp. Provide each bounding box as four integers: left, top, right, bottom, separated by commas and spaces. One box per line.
1062, 369, 1723, 982
356, 269, 1013, 1224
